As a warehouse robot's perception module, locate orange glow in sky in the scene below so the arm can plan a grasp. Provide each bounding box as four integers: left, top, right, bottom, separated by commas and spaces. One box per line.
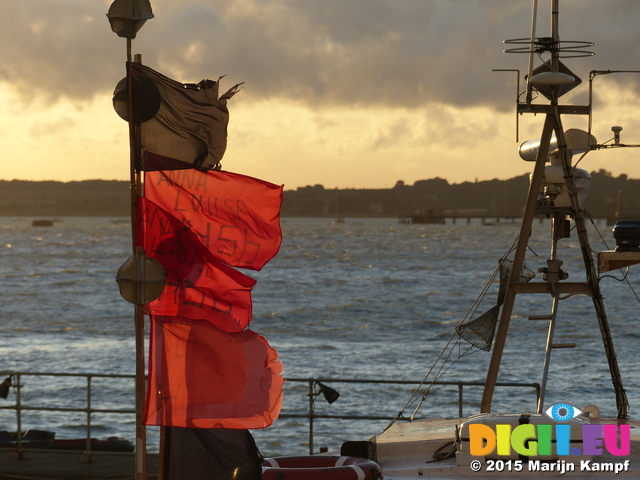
2, 0, 640, 189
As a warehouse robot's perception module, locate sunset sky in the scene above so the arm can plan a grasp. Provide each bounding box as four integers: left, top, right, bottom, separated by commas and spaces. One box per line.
2, 0, 640, 189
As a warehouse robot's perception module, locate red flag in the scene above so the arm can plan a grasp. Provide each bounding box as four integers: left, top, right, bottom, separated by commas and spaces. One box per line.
144, 316, 284, 429
144, 166, 283, 271
130, 63, 285, 430
138, 198, 256, 332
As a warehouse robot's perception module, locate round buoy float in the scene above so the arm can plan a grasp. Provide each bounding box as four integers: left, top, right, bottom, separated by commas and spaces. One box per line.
262, 455, 382, 480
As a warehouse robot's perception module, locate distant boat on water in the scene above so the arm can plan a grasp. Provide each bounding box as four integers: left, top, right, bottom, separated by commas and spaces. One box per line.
31, 220, 54, 227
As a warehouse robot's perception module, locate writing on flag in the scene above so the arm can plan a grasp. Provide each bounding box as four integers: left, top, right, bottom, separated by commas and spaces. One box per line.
129, 62, 285, 431
138, 198, 256, 333
144, 166, 283, 271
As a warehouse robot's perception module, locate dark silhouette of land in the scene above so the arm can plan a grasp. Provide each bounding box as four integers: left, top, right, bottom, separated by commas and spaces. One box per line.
0, 170, 638, 221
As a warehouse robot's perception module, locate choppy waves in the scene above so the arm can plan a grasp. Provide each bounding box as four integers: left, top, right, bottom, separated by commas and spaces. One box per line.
0, 216, 638, 456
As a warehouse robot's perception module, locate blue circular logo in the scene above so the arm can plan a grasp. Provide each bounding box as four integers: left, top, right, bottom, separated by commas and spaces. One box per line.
545, 403, 582, 422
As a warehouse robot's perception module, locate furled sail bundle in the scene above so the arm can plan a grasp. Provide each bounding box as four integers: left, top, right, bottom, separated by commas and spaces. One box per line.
120, 62, 243, 170
125, 63, 284, 429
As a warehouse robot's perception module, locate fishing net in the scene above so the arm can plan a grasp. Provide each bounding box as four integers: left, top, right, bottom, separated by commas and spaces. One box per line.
390, 256, 537, 428
456, 259, 534, 351
497, 260, 511, 306
455, 305, 500, 352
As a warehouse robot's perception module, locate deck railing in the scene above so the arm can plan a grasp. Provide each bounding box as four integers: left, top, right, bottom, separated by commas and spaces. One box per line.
0, 371, 136, 461
0, 371, 540, 458
285, 377, 540, 454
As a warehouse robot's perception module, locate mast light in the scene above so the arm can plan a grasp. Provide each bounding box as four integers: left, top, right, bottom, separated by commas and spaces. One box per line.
107, 0, 154, 39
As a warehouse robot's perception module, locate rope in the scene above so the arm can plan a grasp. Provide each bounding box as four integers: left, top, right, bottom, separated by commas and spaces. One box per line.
384, 241, 525, 431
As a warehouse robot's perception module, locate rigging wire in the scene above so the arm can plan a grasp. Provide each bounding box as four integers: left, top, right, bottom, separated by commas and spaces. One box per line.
387, 199, 640, 428
585, 212, 640, 303
408, 341, 481, 421
570, 151, 638, 297
383, 329, 460, 430
384, 240, 522, 431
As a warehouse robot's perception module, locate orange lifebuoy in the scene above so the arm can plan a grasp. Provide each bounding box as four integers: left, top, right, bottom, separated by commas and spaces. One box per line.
262, 455, 382, 479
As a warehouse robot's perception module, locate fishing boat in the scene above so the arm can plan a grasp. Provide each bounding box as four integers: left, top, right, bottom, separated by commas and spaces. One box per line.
262, 1, 640, 478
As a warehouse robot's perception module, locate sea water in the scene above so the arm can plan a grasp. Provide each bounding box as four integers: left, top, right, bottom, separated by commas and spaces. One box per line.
0, 216, 638, 457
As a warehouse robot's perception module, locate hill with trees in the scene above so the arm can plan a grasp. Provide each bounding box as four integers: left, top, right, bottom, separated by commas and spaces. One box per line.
280, 169, 639, 221
0, 170, 638, 221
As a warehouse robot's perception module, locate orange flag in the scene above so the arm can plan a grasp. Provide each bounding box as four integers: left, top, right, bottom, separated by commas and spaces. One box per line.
144, 165, 283, 271
130, 63, 285, 430
138, 198, 257, 332
144, 316, 284, 429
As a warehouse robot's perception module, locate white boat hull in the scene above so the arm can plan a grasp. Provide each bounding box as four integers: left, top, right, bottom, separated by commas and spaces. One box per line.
373, 416, 640, 478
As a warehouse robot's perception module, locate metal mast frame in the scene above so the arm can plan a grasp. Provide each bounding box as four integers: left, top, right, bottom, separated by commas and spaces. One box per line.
480, 0, 629, 419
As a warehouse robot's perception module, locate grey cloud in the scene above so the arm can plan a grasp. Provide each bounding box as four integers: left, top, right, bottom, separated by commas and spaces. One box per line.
0, 1, 124, 102
2, 0, 639, 110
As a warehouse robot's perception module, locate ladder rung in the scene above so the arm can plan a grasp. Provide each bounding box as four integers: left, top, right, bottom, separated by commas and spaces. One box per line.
529, 315, 554, 321
551, 343, 576, 349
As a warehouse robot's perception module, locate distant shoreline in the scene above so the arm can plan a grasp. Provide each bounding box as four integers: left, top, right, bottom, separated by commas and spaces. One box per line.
1, 170, 638, 221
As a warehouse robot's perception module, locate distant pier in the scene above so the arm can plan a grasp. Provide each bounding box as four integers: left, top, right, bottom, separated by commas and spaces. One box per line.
398, 213, 520, 225
398, 213, 610, 226
398, 213, 446, 224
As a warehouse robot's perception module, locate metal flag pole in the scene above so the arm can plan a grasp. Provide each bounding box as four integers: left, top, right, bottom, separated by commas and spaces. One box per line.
129, 49, 147, 480
107, 2, 154, 479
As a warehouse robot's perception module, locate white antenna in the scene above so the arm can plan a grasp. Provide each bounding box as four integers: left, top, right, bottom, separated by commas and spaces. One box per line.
612, 126, 623, 145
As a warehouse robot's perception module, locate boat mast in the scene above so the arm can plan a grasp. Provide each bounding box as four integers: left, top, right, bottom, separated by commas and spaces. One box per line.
480, 0, 629, 419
